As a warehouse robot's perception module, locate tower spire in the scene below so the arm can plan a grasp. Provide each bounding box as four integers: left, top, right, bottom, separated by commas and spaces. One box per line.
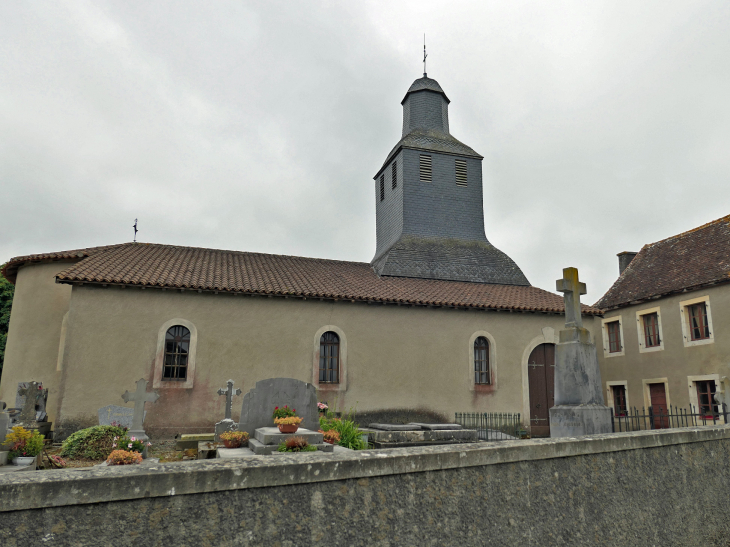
423, 34, 428, 76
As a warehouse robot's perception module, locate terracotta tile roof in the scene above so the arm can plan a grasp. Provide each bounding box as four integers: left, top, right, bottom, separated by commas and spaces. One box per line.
595, 214, 730, 310
1, 244, 124, 283
4, 242, 601, 314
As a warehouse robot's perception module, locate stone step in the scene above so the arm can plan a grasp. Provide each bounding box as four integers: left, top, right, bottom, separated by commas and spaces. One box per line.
254, 427, 323, 446
248, 438, 333, 455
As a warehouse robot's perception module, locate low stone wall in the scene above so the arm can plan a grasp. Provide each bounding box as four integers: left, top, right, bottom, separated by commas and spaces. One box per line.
2, 427, 730, 546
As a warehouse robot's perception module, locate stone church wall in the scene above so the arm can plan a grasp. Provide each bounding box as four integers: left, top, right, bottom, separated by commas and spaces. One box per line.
1, 426, 728, 546
9, 276, 595, 438
0, 262, 73, 423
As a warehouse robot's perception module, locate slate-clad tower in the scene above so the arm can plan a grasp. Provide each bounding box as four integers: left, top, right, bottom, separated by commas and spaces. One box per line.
371, 74, 530, 285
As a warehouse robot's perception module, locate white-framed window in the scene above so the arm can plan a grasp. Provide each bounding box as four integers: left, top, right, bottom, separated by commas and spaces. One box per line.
601, 315, 625, 357
679, 295, 714, 348
606, 381, 629, 416
313, 325, 347, 392
469, 331, 497, 390
635, 306, 664, 353
153, 318, 198, 389
687, 374, 724, 423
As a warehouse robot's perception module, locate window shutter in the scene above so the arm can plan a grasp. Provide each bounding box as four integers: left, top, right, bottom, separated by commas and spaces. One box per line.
455, 159, 467, 186
419, 155, 432, 182
379, 174, 385, 201
391, 161, 397, 189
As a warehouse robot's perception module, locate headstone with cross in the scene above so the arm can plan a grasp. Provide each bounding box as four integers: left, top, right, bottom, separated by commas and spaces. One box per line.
215, 379, 242, 441
122, 378, 159, 445
549, 267, 612, 437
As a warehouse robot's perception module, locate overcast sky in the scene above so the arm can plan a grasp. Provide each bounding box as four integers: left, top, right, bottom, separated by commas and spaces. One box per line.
2, 1, 729, 303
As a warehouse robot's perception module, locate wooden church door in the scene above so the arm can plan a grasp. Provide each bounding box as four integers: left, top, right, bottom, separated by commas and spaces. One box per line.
528, 343, 555, 437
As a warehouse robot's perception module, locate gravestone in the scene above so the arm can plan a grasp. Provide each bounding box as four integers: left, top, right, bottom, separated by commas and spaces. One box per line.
98, 405, 145, 428
0, 401, 9, 449
121, 378, 159, 447
549, 267, 612, 437
215, 379, 242, 441
238, 378, 318, 435
16, 382, 48, 423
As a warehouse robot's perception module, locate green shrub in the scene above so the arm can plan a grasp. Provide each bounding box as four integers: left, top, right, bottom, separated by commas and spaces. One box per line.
60, 425, 127, 460
319, 413, 367, 450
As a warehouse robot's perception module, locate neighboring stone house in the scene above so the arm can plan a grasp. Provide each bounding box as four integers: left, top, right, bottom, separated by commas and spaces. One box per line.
0, 73, 600, 439
594, 215, 730, 421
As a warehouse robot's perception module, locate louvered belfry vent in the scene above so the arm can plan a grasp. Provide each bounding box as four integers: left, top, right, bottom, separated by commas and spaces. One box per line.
455, 159, 467, 186
419, 155, 432, 182
391, 161, 397, 189
379, 174, 385, 201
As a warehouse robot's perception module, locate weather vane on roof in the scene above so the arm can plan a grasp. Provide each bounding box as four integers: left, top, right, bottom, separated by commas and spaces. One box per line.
133, 218, 138, 243
423, 34, 428, 77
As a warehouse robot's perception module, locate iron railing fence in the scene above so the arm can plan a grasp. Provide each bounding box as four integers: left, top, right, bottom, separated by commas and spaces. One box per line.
612, 404, 729, 432
454, 412, 523, 441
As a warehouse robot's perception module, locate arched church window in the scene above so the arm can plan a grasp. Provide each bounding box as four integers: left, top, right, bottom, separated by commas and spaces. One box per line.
319, 331, 340, 384
474, 336, 490, 384
163, 325, 190, 381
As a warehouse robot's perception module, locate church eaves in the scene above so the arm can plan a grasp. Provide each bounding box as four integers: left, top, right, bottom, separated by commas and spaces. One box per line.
2, 243, 601, 315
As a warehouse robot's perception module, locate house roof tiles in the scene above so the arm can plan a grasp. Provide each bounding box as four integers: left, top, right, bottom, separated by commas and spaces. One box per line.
595, 214, 730, 309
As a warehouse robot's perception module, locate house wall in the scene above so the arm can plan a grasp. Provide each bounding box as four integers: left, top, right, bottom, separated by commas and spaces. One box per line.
0, 262, 74, 422
44, 281, 593, 438
596, 283, 730, 413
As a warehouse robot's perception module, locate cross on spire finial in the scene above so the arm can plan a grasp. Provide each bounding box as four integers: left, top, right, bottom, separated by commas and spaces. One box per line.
217, 379, 242, 421
556, 267, 587, 328
423, 34, 428, 76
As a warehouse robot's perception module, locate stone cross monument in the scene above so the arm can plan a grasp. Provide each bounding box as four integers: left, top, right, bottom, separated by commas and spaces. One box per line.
218, 380, 242, 421
215, 379, 242, 441
550, 267, 612, 437
122, 378, 159, 444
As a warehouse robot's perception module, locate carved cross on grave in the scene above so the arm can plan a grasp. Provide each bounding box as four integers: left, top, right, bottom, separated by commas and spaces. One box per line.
218, 379, 242, 421
17, 382, 42, 422
556, 267, 587, 329
122, 379, 159, 433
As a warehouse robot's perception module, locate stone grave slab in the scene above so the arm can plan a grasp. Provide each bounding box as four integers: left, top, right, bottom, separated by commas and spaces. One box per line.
250, 439, 334, 455
254, 427, 323, 446
216, 447, 256, 459
238, 378, 318, 435
98, 405, 145, 428
368, 423, 422, 431
408, 423, 463, 430
360, 427, 478, 448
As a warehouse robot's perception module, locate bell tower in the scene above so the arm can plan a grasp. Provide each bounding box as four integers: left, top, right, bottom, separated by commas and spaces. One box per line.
371, 74, 529, 286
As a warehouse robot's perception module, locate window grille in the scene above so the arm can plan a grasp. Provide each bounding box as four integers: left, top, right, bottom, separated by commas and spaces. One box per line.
319, 331, 340, 383
607, 321, 622, 353
642, 313, 661, 347
688, 303, 710, 340
611, 385, 627, 416
163, 325, 190, 380
379, 174, 385, 201
419, 155, 432, 182
455, 159, 467, 186
474, 336, 490, 384
391, 161, 397, 189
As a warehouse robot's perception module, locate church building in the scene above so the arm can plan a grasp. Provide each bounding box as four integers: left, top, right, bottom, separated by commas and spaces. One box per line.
1, 73, 600, 439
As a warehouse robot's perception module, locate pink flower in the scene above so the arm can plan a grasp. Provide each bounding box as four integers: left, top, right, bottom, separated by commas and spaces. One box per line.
147, 442, 152, 446
128, 443, 133, 448
130, 437, 136, 441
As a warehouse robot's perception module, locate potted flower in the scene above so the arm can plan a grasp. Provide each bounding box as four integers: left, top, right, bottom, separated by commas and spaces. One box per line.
4, 426, 44, 467
273, 405, 303, 433
317, 402, 329, 417
220, 430, 249, 449
319, 429, 340, 445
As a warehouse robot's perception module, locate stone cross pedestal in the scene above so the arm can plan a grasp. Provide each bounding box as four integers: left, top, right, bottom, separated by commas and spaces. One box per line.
215, 379, 242, 441
550, 267, 612, 437
122, 378, 159, 445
